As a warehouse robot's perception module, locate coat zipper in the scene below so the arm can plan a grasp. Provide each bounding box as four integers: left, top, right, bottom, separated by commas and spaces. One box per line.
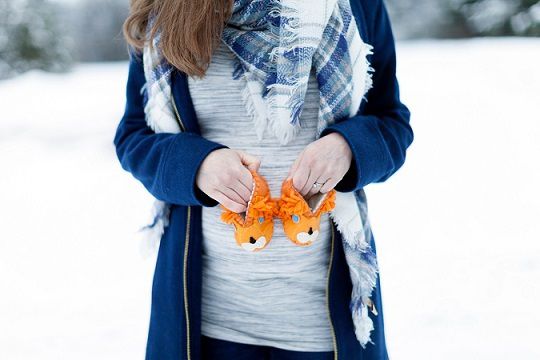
171, 94, 187, 132
171, 91, 191, 359
326, 220, 339, 360
183, 205, 192, 360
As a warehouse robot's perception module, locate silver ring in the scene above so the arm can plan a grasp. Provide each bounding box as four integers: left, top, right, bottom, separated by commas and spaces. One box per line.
313, 181, 323, 188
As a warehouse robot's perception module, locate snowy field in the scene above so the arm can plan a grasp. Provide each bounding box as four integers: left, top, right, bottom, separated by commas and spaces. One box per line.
1, 38, 539, 359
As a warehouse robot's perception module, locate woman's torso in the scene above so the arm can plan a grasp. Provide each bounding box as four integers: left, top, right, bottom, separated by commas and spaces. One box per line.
187, 41, 334, 352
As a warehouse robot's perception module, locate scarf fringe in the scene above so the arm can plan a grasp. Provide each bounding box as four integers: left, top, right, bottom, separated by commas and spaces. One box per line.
330, 191, 379, 348
352, 301, 375, 347
265, 85, 303, 145
238, 67, 269, 142
351, 42, 375, 115
137, 200, 170, 259
330, 191, 367, 249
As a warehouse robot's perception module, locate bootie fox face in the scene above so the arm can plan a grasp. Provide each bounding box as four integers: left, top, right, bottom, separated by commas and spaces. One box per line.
220, 169, 277, 252
277, 178, 336, 246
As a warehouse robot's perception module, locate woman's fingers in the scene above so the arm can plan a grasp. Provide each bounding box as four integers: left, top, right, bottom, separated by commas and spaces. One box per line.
210, 176, 252, 213
217, 150, 260, 209
196, 148, 261, 212
214, 167, 254, 209
235, 181, 251, 204
288, 133, 354, 198
300, 167, 320, 197
291, 149, 326, 197
292, 158, 337, 199
287, 150, 303, 178
318, 177, 336, 194
306, 174, 332, 198
237, 150, 261, 172
229, 150, 257, 204
212, 189, 247, 213
236, 165, 254, 201
290, 157, 310, 194
219, 185, 249, 211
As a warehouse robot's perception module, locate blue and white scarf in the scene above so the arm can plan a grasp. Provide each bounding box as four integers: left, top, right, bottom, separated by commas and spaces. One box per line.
140, 0, 380, 348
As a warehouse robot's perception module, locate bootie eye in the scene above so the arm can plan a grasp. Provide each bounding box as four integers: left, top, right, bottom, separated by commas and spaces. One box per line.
258, 216, 264, 224
291, 214, 300, 223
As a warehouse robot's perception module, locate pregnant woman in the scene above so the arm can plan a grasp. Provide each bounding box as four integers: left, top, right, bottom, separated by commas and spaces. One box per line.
114, 0, 413, 359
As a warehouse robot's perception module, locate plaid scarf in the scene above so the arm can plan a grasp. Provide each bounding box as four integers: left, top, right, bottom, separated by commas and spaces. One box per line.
140, 0, 380, 348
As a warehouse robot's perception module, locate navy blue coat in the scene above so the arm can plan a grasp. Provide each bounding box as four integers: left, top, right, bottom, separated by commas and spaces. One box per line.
113, 0, 413, 359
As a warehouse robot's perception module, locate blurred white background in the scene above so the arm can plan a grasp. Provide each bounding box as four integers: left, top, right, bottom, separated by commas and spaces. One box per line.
1, 0, 539, 359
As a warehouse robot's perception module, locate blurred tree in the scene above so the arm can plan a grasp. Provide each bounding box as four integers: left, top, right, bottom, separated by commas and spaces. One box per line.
0, 0, 72, 79
385, 0, 453, 39
69, 0, 129, 62
386, 0, 540, 38
452, 0, 540, 36
1, 0, 537, 78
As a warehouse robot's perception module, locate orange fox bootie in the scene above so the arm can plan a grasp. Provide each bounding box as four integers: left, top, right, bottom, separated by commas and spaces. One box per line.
219, 168, 278, 252
277, 177, 336, 246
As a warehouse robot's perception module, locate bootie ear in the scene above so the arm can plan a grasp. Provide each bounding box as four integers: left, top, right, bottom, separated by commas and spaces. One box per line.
277, 177, 336, 246
219, 168, 276, 252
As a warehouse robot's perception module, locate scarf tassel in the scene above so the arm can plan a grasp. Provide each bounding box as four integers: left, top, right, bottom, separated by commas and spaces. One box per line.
137, 200, 170, 258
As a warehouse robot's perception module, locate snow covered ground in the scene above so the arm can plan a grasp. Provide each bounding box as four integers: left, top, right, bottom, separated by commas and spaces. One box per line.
0, 38, 539, 359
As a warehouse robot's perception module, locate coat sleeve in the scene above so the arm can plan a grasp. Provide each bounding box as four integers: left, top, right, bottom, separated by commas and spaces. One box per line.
113, 51, 229, 207
319, 0, 413, 192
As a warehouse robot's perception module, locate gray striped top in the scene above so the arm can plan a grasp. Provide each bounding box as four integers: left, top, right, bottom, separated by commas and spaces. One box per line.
188, 41, 334, 352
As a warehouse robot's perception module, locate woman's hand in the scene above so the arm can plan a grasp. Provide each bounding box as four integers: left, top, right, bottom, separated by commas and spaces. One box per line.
196, 148, 261, 213
287, 132, 352, 200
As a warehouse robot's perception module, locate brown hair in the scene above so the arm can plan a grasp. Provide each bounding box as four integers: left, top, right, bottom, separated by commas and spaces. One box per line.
122, 0, 233, 78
